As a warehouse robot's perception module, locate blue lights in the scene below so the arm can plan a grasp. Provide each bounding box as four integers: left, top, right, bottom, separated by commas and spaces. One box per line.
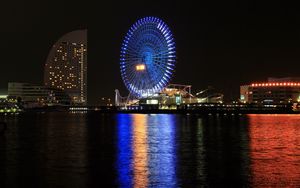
115, 114, 178, 187
147, 114, 177, 187
116, 114, 133, 187
120, 16, 176, 98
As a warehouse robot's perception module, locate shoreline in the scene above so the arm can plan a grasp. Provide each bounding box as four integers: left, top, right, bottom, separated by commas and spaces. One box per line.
2, 104, 300, 115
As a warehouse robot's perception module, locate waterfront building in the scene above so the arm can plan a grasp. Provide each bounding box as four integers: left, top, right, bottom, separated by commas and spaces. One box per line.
44, 30, 87, 105
0, 94, 21, 113
8, 82, 70, 108
116, 84, 223, 110
240, 77, 300, 103
195, 87, 224, 103
0, 95, 7, 101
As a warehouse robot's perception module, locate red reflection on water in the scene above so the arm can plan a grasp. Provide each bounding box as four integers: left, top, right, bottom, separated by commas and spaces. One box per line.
248, 114, 300, 187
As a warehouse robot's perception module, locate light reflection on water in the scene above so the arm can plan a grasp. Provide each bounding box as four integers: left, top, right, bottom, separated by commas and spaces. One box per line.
116, 114, 177, 187
1, 113, 300, 187
116, 114, 133, 187
248, 114, 300, 187
116, 113, 300, 187
132, 114, 148, 188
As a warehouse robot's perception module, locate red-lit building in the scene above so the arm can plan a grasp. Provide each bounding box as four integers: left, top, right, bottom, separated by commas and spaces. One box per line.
240, 77, 300, 103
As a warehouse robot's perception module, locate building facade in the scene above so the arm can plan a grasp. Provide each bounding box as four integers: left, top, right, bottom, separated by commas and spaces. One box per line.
44, 30, 87, 105
8, 83, 70, 108
240, 78, 300, 103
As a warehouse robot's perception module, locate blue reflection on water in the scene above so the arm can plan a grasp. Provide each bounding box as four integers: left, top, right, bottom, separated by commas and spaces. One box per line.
116, 114, 133, 187
116, 114, 177, 187
147, 114, 177, 187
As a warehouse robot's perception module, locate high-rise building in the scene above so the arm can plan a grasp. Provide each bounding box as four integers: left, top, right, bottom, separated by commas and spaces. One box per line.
44, 30, 87, 105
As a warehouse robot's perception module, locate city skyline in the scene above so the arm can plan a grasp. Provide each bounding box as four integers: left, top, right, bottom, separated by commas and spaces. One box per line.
1, 1, 300, 105
1, 2, 300, 187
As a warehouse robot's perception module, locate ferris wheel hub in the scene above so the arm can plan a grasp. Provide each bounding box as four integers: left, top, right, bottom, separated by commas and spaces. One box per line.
136, 64, 146, 71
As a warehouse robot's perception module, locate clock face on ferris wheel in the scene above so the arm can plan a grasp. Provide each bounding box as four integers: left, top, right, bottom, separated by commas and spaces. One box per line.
120, 17, 176, 98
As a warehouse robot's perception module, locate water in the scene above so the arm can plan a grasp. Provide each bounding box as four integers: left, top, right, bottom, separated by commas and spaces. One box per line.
0, 112, 300, 187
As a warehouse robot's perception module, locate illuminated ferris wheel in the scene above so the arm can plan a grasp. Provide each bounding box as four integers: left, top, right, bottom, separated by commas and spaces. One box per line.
120, 16, 176, 98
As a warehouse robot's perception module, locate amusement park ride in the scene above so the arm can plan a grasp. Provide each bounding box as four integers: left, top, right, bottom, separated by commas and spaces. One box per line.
115, 17, 223, 108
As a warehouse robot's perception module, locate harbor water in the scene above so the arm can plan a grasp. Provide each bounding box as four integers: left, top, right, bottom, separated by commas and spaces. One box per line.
0, 112, 300, 187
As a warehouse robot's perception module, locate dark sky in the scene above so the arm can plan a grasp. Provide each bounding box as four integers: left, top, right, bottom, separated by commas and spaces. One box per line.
1, 0, 300, 104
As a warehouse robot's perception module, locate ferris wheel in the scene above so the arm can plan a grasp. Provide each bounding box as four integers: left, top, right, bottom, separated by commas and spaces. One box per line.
120, 16, 176, 98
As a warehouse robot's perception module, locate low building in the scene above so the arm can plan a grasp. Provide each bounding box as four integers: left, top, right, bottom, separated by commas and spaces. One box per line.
195, 87, 223, 103
8, 83, 71, 108
116, 84, 223, 110
0, 94, 22, 113
240, 77, 300, 104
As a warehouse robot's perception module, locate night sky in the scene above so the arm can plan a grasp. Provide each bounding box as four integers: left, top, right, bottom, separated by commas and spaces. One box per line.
1, 0, 300, 104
